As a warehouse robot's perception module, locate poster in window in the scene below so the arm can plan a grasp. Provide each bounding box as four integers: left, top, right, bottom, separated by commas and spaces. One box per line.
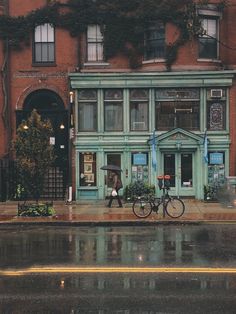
84, 163, 93, 173
84, 154, 93, 162
85, 173, 94, 183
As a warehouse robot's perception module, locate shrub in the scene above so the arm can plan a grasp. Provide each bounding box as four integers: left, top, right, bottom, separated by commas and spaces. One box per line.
124, 181, 155, 201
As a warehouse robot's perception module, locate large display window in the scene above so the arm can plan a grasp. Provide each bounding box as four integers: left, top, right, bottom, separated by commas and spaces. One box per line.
131, 152, 149, 182
207, 152, 225, 187
80, 152, 97, 186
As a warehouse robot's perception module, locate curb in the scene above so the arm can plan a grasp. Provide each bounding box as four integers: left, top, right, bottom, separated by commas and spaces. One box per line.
0, 218, 236, 227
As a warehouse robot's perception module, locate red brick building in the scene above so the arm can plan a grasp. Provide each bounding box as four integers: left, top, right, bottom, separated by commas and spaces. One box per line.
1, 0, 236, 201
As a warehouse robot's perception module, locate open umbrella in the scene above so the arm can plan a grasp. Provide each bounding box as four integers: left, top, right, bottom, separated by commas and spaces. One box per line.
100, 165, 122, 172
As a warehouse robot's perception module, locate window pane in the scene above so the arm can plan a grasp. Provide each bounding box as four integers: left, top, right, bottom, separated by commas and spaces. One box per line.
34, 25, 41, 42
199, 18, 218, 59
199, 38, 217, 59
104, 89, 123, 100
87, 43, 97, 61
155, 101, 199, 130
80, 153, 96, 186
130, 102, 148, 131
104, 103, 123, 131
87, 25, 97, 39
34, 23, 55, 63
42, 43, 48, 61
97, 43, 103, 61
48, 43, 54, 62
78, 90, 97, 100
41, 24, 48, 42
78, 103, 97, 131
35, 43, 42, 62
207, 102, 225, 130
47, 24, 54, 42
87, 24, 104, 62
144, 21, 165, 60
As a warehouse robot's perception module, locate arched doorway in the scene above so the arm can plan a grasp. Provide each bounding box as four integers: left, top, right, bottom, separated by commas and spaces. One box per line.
16, 89, 69, 199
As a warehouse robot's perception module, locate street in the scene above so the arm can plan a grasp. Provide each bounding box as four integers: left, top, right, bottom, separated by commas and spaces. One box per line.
0, 224, 236, 313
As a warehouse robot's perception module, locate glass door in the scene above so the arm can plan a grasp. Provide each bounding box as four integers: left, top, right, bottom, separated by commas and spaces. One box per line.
164, 153, 194, 197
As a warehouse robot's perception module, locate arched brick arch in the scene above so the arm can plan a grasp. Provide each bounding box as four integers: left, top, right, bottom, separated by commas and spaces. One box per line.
16, 84, 66, 110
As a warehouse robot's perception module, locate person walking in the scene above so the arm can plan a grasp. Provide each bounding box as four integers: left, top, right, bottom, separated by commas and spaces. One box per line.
107, 171, 123, 208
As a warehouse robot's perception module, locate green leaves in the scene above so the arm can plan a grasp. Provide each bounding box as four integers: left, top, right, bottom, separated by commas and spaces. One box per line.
0, 0, 225, 68
13, 110, 55, 201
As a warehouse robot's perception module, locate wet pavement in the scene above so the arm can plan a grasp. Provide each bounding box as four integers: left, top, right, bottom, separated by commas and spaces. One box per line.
1, 224, 236, 313
0, 198, 236, 225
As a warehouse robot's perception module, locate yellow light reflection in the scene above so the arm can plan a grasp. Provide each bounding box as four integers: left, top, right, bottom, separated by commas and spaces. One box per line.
1, 266, 236, 276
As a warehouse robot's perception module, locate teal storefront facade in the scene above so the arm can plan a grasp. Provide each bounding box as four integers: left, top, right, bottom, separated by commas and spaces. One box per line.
69, 71, 234, 201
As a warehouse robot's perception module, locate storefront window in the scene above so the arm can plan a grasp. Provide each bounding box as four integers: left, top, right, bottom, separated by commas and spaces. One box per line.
78, 90, 97, 131
207, 152, 225, 186
131, 153, 149, 182
80, 153, 96, 186
130, 89, 149, 131
104, 89, 123, 131
155, 88, 200, 131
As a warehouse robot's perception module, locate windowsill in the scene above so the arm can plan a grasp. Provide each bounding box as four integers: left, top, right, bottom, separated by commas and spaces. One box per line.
84, 62, 110, 66
142, 58, 165, 64
78, 186, 98, 189
197, 58, 221, 63
32, 62, 56, 67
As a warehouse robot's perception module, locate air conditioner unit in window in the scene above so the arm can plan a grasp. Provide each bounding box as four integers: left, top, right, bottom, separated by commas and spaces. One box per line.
133, 122, 146, 130
210, 89, 223, 98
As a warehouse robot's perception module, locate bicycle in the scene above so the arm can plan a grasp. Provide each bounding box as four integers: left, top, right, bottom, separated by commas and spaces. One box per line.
132, 175, 185, 219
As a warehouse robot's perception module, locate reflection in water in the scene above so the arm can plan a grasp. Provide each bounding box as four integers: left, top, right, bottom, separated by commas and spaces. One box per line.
0, 273, 236, 313
0, 225, 236, 268
1, 225, 236, 312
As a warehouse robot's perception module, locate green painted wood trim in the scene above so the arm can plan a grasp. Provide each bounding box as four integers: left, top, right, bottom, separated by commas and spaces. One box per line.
70, 71, 235, 89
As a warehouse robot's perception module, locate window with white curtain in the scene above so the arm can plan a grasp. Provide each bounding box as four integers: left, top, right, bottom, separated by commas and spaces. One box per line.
87, 25, 104, 62
130, 89, 149, 131
34, 23, 55, 63
78, 90, 97, 131
199, 17, 218, 59
104, 89, 123, 131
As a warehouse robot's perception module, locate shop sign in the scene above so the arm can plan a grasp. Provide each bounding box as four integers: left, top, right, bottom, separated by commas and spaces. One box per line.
210, 152, 223, 164
133, 153, 147, 165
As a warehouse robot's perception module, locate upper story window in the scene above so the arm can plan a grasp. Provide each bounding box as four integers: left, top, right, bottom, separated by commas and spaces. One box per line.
130, 89, 149, 131
78, 89, 97, 132
33, 23, 55, 63
199, 17, 218, 59
144, 21, 165, 60
155, 88, 200, 131
104, 89, 123, 131
87, 24, 104, 62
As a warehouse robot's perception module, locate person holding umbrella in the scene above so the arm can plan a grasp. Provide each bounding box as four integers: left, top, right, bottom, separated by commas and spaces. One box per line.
100, 165, 123, 208
107, 170, 123, 208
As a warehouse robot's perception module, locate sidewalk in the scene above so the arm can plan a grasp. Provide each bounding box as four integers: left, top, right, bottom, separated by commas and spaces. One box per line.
0, 198, 236, 225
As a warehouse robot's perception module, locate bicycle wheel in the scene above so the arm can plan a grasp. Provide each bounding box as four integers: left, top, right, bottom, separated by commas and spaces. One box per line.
132, 198, 152, 218
165, 197, 185, 218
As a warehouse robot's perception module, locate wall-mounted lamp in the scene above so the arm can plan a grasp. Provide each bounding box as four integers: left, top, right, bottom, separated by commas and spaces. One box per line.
60, 123, 65, 130
23, 124, 29, 130
69, 91, 74, 103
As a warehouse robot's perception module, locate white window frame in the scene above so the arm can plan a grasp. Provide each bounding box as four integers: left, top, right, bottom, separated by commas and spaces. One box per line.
87, 24, 104, 62
33, 23, 55, 63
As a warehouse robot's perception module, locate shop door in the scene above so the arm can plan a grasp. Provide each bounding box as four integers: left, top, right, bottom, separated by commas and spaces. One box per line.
105, 153, 123, 197
163, 153, 194, 197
